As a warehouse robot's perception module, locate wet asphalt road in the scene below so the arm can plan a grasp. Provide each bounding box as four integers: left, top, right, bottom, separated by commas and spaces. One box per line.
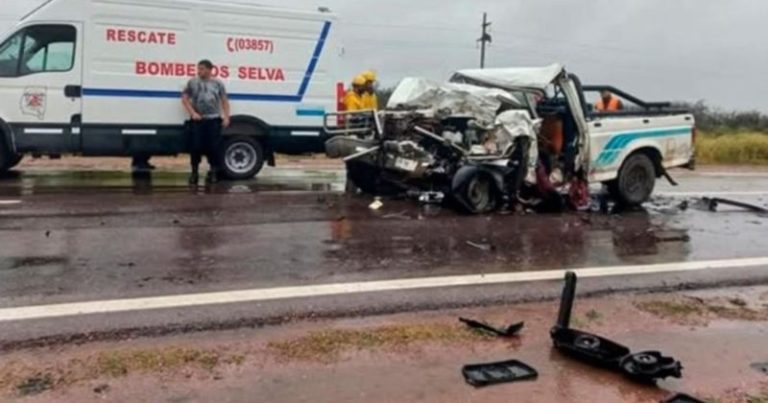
0, 167, 767, 346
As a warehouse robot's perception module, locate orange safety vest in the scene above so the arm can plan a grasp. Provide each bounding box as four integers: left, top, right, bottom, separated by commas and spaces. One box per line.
595, 95, 622, 112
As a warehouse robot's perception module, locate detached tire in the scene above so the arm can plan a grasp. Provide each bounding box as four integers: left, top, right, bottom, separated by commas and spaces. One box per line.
219, 136, 265, 180
609, 153, 656, 206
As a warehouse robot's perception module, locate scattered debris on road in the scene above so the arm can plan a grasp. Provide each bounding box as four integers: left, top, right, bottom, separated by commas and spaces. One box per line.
416, 191, 445, 205
700, 197, 768, 214
462, 359, 538, 387
368, 197, 384, 211
16, 374, 54, 397
465, 240, 495, 252
459, 317, 524, 338
660, 393, 706, 403
551, 272, 683, 383
751, 361, 768, 376
382, 211, 411, 220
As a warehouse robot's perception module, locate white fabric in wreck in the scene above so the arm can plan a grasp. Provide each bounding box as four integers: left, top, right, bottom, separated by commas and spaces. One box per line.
451, 63, 565, 91
492, 110, 540, 183
386, 77, 521, 125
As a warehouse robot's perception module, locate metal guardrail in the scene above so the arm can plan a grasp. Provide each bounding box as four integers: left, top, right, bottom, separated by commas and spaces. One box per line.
323, 110, 383, 137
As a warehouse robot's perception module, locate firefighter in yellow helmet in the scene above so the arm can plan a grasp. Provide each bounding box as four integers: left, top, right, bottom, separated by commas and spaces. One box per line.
344, 75, 366, 112
361, 70, 379, 110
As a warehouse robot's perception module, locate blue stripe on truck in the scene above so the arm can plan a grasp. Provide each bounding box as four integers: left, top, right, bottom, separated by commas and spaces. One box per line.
82, 21, 333, 103
295, 107, 327, 117
594, 127, 691, 167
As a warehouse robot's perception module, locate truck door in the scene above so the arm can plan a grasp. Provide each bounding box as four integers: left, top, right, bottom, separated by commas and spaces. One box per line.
0, 23, 82, 153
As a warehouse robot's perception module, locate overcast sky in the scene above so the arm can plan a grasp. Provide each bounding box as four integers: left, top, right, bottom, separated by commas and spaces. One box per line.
3, 0, 766, 111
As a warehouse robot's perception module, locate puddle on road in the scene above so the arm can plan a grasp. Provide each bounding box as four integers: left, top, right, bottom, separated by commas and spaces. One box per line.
0, 256, 69, 271
0, 170, 346, 197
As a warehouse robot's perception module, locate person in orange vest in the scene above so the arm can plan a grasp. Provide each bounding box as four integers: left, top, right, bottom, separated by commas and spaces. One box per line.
361, 70, 379, 110
344, 75, 366, 112
595, 90, 623, 112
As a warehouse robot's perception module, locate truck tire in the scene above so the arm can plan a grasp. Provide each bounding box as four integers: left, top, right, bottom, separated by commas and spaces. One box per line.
219, 136, 265, 180
454, 172, 498, 214
0, 141, 22, 173
608, 153, 656, 206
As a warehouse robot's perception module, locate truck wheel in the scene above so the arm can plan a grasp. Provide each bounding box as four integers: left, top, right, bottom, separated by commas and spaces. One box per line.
609, 153, 656, 206
0, 142, 22, 173
455, 173, 498, 214
6, 154, 23, 169
219, 136, 265, 180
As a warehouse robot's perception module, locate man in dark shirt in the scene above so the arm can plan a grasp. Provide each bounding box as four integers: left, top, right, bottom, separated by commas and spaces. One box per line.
181, 59, 230, 185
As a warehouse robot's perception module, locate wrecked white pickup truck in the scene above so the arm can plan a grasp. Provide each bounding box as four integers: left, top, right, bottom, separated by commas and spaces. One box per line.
324, 64, 695, 214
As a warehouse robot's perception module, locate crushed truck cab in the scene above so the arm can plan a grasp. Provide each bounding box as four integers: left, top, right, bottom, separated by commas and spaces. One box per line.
326, 64, 695, 213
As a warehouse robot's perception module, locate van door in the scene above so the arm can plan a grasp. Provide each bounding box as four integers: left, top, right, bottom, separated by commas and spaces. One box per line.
0, 23, 82, 153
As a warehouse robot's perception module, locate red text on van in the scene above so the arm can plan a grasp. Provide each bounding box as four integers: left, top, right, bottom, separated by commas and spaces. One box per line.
107, 28, 177, 45
135, 62, 230, 79
135, 61, 286, 82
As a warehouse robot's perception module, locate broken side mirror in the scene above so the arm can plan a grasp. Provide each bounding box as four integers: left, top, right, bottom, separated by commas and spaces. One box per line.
550, 272, 683, 383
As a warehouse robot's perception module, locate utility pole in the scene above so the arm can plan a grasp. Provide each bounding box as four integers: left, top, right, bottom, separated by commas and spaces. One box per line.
478, 12, 492, 69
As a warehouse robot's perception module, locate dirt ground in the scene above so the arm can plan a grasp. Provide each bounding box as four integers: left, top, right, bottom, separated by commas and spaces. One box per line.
2, 286, 767, 403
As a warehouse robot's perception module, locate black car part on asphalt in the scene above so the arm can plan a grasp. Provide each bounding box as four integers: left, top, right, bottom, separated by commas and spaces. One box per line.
459, 318, 525, 338
702, 197, 768, 214
660, 393, 706, 403
751, 361, 768, 376
462, 359, 539, 387
551, 272, 683, 384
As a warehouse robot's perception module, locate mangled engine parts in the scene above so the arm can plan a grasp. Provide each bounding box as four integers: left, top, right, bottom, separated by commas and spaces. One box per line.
551, 272, 683, 383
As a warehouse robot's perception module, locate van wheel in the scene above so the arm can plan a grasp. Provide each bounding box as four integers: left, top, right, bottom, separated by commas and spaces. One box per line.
608, 153, 656, 206
6, 154, 23, 169
0, 142, 22, 172
219, 136, 265, 180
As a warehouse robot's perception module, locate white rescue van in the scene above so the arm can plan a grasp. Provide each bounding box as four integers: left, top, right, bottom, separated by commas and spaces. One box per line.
0, 0, 344, 178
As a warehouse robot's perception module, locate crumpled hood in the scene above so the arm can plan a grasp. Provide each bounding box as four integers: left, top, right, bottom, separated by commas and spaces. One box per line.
386, 77, 522, 126
450, 63, 565, 91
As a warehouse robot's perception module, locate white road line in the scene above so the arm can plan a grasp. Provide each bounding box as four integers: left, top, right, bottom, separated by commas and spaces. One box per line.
0, 200, 21, 205
694, 172, 768, 178
658, 191, 768, 197
1, 257, 768, 323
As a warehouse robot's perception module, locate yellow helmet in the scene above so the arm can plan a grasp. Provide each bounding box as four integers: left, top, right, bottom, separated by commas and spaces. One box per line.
362, 70, 377, 82
352, 75, 367, 86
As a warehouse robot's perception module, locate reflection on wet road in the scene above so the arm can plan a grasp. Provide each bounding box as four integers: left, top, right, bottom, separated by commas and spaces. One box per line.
0, 169, 766, 308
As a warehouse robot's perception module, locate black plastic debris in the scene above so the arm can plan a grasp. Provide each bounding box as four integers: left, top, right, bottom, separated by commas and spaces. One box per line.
620, 352, 684, 383
751, 361, 768, 375
460, 318, 524, 338
551, 272, 683, 383
702, 197, 768, 214
462, 359, 538, 387
660, 393, 706, 403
